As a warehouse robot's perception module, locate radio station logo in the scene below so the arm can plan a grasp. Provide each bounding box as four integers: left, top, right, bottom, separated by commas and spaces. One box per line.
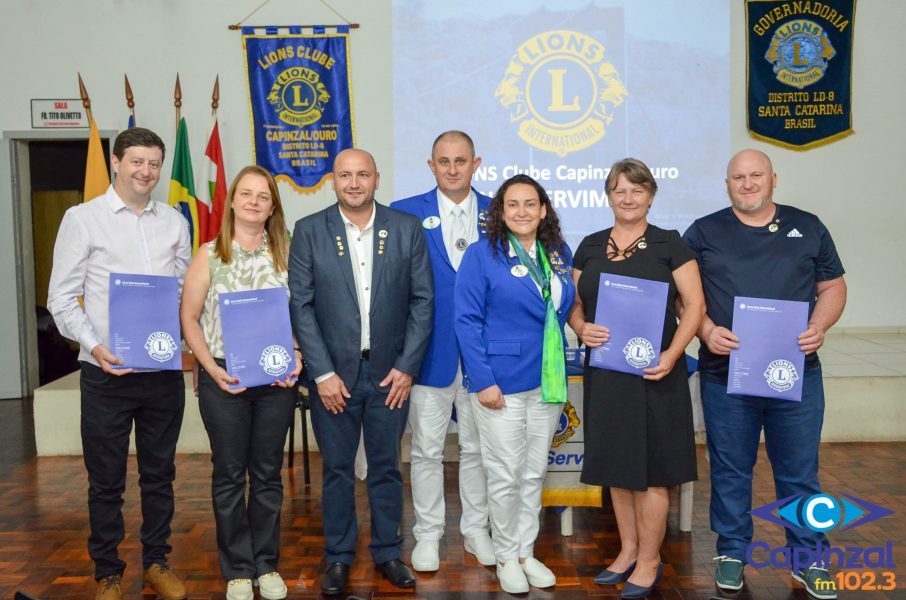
495, 30, 628, 156
623, 337, 655, 368
268, 66, 330, 126
747, 493, 895, 574
764, 359, 799, 392
259, 344, 291, 377
764, 19, 836, 89
145, 332, 177, 363
551, 401, 580, 448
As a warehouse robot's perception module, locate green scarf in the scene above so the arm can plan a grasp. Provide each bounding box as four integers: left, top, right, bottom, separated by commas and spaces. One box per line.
507, 233, 567, 404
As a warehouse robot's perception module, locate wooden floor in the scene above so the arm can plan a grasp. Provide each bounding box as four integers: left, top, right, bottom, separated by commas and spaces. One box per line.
1, 398, 903, 599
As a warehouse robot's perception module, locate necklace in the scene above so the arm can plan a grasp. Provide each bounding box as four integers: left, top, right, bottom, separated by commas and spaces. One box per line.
607, 233, 646, 259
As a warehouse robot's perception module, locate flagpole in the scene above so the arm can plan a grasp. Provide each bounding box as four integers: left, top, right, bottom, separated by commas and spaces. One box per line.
77, 72, 93, 125
124, 74, 135, 127
174, 74, 182, 132
211, 75, 220, 117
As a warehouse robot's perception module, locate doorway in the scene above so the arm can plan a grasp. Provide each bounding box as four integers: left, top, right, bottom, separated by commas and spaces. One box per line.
3, 130, 116, 397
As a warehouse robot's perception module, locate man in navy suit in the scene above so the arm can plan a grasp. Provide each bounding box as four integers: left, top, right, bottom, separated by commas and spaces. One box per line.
391, 131, 495, 572
289, 149, 433, 594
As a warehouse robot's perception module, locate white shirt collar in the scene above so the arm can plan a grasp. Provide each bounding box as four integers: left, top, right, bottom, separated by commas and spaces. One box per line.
508, 239, 538, 260
437, 188, 474, 218
105, 185, 157, 214
339, 203, 375, 232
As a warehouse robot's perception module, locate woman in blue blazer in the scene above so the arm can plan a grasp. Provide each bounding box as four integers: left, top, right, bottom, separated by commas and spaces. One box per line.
454, 174, 575, 594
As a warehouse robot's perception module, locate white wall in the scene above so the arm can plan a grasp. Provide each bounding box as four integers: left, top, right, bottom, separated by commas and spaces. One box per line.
1, 0, 903, 396
728, 1, 906, 330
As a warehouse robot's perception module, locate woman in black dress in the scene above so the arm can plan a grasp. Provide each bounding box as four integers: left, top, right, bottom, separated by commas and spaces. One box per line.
568, 158, 705, 599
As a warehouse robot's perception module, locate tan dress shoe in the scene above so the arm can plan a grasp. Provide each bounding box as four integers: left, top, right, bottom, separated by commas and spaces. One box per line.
142, 563, 187, 600
96, 574, 123, 600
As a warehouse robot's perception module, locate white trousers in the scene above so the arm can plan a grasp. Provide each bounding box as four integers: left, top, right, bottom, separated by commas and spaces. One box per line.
471, 387, 562, 562
408, 370, 489, 541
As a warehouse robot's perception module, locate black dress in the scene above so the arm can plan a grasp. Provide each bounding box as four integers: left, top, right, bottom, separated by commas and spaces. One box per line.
576, 225, 697, 491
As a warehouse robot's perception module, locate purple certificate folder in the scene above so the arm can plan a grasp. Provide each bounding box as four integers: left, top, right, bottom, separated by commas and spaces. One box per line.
219, 287, 296, 389
588, 273, 668, 376
728, 296, 808, 401
108, 273, 182, 370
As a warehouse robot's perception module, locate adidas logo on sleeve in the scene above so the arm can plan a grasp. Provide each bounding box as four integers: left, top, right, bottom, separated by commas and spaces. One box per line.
787, 228, 803, 238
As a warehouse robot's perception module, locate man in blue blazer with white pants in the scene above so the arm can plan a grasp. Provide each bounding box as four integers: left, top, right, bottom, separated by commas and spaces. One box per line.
289, 149, 433, 594
391, 131, 495, 572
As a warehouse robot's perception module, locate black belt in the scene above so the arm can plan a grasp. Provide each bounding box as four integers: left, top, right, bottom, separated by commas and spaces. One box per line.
361, 349, 370, 360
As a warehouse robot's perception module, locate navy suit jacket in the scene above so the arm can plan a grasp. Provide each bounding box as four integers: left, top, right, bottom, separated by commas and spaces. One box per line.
391, 187, 491, 387
288, 202, 434, 390
454, 239, 575, 395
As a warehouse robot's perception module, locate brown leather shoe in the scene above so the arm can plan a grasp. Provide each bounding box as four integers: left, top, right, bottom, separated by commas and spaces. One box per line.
96, 574, 123, 600
142, 563, 187, 600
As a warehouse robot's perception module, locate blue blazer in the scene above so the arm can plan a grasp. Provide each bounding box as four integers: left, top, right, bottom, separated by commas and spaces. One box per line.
288, 203, 434, 389
453, 238, 575, 395
391, 188, 492, 387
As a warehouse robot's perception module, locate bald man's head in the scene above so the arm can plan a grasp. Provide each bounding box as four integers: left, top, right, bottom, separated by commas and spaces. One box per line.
725, 149, 776, 215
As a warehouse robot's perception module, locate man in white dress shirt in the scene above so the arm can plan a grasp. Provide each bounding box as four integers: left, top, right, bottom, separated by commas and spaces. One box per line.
391, 131, 495, 572
48, 128, 192, 600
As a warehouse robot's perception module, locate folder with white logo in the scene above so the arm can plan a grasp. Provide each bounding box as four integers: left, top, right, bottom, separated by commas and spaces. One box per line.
108, 273, 182, 370
728, 296, 808, 401
219, 287, 295, 389
588, 273, 668, 376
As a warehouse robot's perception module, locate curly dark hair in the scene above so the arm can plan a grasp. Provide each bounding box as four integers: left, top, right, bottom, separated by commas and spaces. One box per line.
487, 174, 565, 257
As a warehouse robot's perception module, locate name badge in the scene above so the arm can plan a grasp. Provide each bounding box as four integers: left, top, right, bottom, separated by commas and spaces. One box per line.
422, 216, 441, 230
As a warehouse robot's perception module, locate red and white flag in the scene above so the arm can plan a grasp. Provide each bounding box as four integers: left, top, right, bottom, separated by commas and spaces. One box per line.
197, 118, 227, 244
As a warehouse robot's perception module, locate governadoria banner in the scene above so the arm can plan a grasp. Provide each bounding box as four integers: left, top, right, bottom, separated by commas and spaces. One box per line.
242, 26, 355, 193
746, 0, 855, 150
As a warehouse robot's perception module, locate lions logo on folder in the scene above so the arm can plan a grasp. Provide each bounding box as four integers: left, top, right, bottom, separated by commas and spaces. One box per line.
496, 30, 628, 157
145, 332, 178, 363
623, 337, 655, 369
764, 359, 800, 392
267, 66, 330, 127
260, 345, 292, 377
764, 19, 836, 89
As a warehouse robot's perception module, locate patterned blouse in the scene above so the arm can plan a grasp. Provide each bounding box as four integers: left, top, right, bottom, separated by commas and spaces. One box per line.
202, 234, 289, 359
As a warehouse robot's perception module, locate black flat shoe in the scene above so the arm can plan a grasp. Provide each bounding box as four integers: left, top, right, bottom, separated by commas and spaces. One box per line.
376, 558, 416, 588
620, 561, 663, 599
320, 562, 349, 595
594, 561, 636, 585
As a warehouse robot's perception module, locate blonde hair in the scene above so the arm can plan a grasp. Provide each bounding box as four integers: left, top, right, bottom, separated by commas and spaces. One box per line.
214, 165, 290, 271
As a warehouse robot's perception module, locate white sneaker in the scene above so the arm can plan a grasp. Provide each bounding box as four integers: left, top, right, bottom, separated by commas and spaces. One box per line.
411, 539, 440, 572
464, 533, 496, 566
521, 557, 556, 588
497, 560, 529, 594
257, 571, 288, 600
226, 578, 254, 600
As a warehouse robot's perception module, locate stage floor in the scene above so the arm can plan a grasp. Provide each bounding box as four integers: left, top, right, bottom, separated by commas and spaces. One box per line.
1, 398, 903, 599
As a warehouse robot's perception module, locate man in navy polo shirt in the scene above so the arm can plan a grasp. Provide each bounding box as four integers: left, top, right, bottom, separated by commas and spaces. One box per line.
683, 149, 846, 599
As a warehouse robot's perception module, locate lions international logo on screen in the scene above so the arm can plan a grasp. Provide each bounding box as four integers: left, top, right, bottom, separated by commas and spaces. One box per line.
764, 19, 836, 89
145, 332, 178, 363
496, 30, 628, 157
267, 66, 330, 127
259, 344, 291, 377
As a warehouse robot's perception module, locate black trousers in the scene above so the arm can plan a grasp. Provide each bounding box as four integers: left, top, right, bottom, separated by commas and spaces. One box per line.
79, 361, 185, 580
198, 365, 296, 580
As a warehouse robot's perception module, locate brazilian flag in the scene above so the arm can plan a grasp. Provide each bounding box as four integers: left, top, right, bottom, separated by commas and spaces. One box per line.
168, 117, 200, 252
